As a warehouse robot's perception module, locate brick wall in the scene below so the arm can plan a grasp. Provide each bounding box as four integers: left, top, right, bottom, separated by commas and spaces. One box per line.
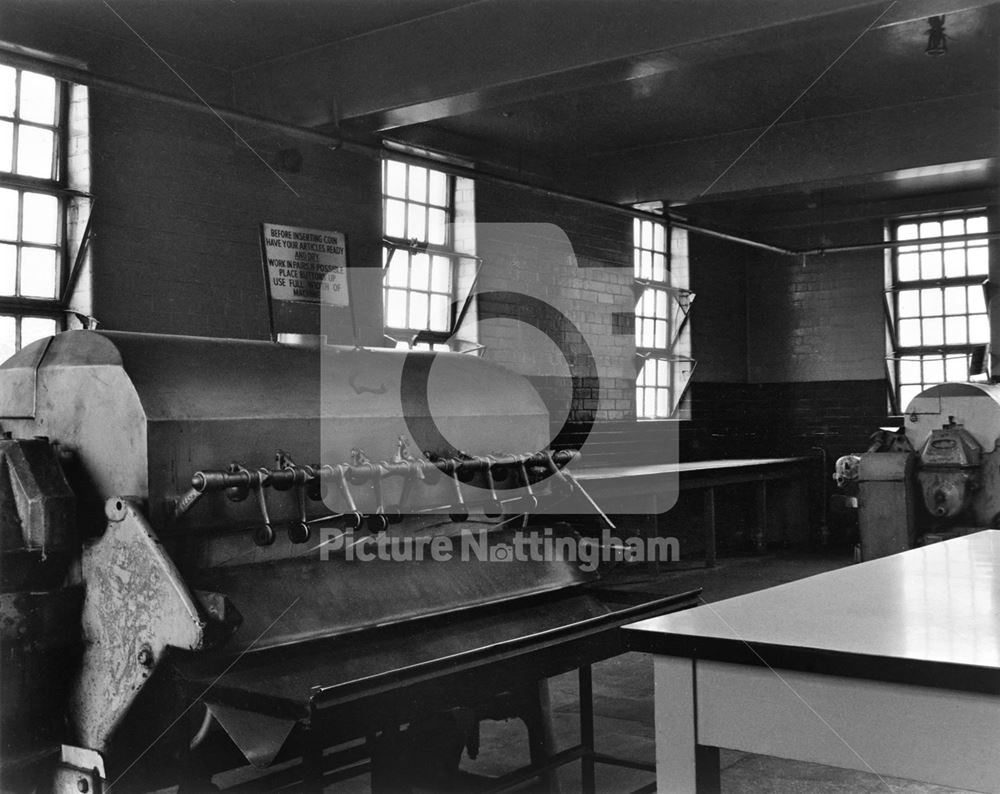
474, 183, 638, 425
747, 218, 886, 383
86, 89, 383, 343
2, 6, 386, 344
688, 233, 749, 383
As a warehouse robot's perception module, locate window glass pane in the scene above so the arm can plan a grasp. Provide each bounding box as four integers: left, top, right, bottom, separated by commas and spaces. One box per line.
919, 220, 941, 238
21, 316, 56, 347
643, 388, 655, 420
18, 72, 57, 125
919, 249, 942, 280
654, 319, 667, 348
969, 314, 989, 343
897, 290, 919, 318
898, 318, 921, 346
15, 125, 54, 178
430, 256, 450, 293
968, 287, 986, 314
942, 248, 965, 278
408, 291, 428, 329
944, 316, 966, 345
0, 66, 15, 117
656, 388, 669, 418
428, 170, 448, 206
653, 224, 665, 252
923, 357, 944, 383
898, 357, 921, 384
945, 354, 968, 383
966, 216, 988, 234
410, 253, 430, 290
385, 199, 405, 238
896, 223, 918, 241
21, 192, 58, 244
0, 120, 12, 172
942, 217, 965, 238
639, 250, 651, 280
633, 248, 642, 279
429, 294, 449, 332
0, 315, 15, 362
967, 246, 988, 276
427, 208, 447, 245
0, 243, 15, 295
943, 286, 966, 315
652, 253, 665, 282
407, 166, 426, 202
384, 160, 407, 198
919, 288, 942, 317
385, 288, 407, 326
641, 221, 652, 249
641, 318, 654, 348
385, 256, 407, 287
899, 385, 922, 409
654, 289, 667, 319
921, 318, 943, 346
20, 246, 56, 298
406, 203, 426, 241
0, 187, 17, 239
897, 252, 919, 281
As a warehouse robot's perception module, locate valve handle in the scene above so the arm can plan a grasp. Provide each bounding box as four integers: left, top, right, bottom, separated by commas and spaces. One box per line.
250, 466, 277, 546
288, 474, 311, 544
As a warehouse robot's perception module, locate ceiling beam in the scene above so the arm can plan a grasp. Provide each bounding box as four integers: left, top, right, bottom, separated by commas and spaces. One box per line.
556, 91, 999, 204
232, 0, 934, 128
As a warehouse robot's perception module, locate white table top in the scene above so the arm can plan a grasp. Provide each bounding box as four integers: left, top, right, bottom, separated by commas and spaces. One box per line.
573, 457, 810, 480
626, 531, 1000, 693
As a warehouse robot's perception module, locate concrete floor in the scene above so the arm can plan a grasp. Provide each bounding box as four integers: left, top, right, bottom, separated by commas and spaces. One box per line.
453, 550, 982, 794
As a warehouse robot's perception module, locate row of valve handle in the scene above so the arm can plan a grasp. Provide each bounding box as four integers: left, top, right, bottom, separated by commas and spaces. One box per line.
175, 445, 587, 547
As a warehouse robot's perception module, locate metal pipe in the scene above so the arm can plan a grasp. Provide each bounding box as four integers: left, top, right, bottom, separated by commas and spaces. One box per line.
798, 231, 1000, 256
670, 219, 795, 255
344, 140, 800, 255
15, 43, 970, 262
0, 45, 342, 150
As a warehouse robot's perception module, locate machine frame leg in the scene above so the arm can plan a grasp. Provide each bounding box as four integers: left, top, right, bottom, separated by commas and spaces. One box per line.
579, 665, 596, 794
703, 487, 717, 568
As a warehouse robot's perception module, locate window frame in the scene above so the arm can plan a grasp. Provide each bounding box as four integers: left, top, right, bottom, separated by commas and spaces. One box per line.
888, 208, 992, 411
634, 217, 677, 420
0, 63, 70, 357
381, 158, 458, 349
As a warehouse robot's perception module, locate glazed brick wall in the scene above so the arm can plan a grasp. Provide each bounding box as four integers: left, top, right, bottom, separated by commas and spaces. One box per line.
474, 182, 637, 423
684, 379, 890, 461
747, 216, 886, 383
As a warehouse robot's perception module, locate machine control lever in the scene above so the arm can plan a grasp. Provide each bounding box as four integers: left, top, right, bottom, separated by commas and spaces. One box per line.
249, 466, 276, 546
278, 452, 311, 544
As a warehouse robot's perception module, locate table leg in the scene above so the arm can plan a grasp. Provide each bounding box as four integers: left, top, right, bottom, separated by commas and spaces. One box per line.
703, 487, 716, 568
695, 745, 721, 793
754, 481, 767, 554
579, 664, 596, 794
652, 656, 696, 792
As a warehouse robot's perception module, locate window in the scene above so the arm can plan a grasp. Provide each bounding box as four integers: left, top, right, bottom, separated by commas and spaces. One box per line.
382, 159, 455, 349
0, 64, 64, 361
890, 210, 991, 409
635, 217, 695, 420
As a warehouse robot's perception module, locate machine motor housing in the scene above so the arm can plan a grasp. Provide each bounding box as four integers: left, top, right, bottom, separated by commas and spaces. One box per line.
916, 421, 982, 521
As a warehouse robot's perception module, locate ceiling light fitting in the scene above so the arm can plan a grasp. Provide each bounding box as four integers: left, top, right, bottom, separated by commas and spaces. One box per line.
926, 16, 947, 56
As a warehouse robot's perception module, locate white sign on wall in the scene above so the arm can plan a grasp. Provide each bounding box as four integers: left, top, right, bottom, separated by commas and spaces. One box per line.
260, 223, 349, 306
